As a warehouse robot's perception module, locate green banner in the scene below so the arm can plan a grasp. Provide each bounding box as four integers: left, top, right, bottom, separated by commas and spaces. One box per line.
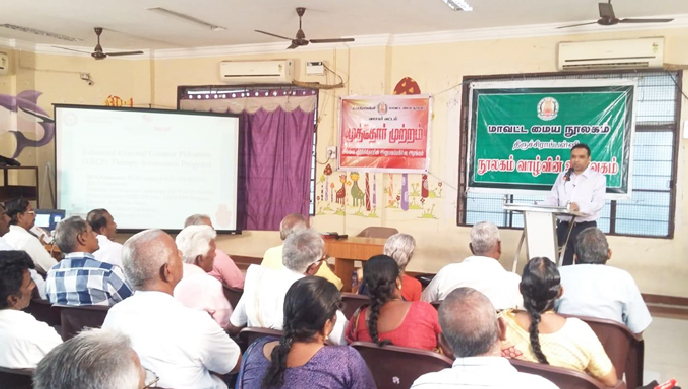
468, 81, 635, 195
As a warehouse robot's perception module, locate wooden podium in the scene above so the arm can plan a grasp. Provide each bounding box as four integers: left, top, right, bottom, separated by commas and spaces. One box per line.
503, 202, 588, 270
324, 237, 386, 292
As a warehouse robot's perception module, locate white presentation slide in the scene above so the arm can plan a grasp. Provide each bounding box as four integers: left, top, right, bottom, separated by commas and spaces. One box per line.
56, 106, 240, 231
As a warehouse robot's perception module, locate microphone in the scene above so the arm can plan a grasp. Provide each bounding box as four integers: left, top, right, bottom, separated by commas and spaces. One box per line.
563, 168, 574, 182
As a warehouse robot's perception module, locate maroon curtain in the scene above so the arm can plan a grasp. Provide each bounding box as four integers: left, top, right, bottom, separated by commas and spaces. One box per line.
180, 89, 316, 230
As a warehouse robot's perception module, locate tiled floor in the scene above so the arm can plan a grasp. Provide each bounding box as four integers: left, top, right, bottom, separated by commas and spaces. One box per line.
643, 315, 688, 386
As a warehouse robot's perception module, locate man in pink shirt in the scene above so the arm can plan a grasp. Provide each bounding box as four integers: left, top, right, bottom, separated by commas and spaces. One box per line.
184, 214, 244, 289
174, 225, 232, 329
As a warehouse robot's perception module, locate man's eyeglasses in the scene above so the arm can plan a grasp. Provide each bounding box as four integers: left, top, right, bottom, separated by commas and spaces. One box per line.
143, 368, 159, 389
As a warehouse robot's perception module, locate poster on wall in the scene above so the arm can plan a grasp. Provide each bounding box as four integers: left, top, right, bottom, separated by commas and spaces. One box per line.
338, 94, 431, 173
467, 79, 636, 198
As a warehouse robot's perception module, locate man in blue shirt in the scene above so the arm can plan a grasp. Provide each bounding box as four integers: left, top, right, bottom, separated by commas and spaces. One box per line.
556, 227, 652, 340
46, 216, 132, 306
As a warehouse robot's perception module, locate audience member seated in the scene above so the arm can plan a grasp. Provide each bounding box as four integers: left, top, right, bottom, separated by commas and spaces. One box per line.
103, 229, 241, 389
238, 276, 375, 389
0, 251, 62, 368
346, 255, 440, 351
261, 213, 343, 290
33, 328, 147, 389
87, 208, 123, 267
412, 288, 557, 388
185, 214, 245, 289
231, 228, 348, 345
384, 233, 422, 301
500, 257, 619, 387
556, 227, 652, 340
46, 216, 132, 306
3, 198, 57, 273
174, 225, 232, 329
0, 203, 46, 299
422, 221, 522, 310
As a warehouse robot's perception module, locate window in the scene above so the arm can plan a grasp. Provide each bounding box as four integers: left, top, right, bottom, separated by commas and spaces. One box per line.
458, 71, 681, 238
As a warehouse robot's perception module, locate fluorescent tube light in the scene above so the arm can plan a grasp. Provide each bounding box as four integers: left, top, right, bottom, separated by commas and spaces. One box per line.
147, 8, 226, 31
442, 0, 473, 11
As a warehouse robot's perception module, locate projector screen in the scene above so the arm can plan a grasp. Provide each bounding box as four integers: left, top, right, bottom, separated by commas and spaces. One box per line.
56, 105, 241, 232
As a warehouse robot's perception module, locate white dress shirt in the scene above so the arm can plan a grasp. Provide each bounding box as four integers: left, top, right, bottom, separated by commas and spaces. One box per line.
102, 291, 241, 389
0, 309, 63, 368
3, 226, 57, 273
556, 264, 652, 334
543, 166, 606, 222
93, 235, 123, 268
411, 356, 559, 389
175, 263, 233, 329
230, 265, 349, 346
1, 236, 48, 299
421, 256, 523, 311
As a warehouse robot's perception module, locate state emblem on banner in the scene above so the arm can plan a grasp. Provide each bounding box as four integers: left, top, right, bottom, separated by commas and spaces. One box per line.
377, 102, 388, 115
537, 97, 559, 121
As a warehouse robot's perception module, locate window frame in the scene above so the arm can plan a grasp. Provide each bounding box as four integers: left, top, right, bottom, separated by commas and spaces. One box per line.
456, 70, 682, 239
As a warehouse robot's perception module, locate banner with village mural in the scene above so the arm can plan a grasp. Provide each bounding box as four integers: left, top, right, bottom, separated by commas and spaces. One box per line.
467, 79, 636, 197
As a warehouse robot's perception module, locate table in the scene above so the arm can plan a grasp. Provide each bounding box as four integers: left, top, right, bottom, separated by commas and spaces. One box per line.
44, 244, 63, 261
324, 237, 386, 292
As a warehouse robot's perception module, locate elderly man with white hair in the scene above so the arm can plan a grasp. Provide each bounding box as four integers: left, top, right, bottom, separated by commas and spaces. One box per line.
229, 228, 349, 345
102, 230, 241, 389
174, 225, 233, 329
33, 328, 149, 389
422, 221, 522, 311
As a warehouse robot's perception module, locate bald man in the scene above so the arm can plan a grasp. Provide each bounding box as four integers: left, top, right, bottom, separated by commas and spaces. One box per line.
261, 214, 342, 290
412, 288, 557, 389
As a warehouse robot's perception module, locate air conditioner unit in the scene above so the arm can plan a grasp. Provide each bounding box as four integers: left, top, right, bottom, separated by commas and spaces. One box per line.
0, 52, 8, 75
219, 60, 294, 84
558, 38, 664, 71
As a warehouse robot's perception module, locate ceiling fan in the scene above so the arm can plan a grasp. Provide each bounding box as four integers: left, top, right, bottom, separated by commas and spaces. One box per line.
558, 0, 674, 29
53, 27, 144, 60
255, 7, 355, 49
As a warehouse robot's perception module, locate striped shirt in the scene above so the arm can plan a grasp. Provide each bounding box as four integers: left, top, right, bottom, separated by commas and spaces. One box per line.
46, 252, 132, 306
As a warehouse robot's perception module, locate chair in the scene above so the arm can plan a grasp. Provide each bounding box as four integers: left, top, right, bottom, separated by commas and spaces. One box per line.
510, 359, 626, 389
23, 297, 61, 327
351, 341, 452, 389
222, 286, 244, 308
239, 327, 283, 348
430, 301, 441, 310
561, 314, 643, 389
340, 293, 370, 319
0, 366, 33, 389
58, 304, 110, 341
414, 274, 435, 288
356, 227, 399, 239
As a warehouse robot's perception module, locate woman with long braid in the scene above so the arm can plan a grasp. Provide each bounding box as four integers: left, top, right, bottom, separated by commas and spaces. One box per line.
346, 255, 440, 351
500, 257, 619, 387
238, 276, 375, 389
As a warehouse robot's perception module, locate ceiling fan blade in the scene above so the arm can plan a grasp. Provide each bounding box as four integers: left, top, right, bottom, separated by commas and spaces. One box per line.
255, 30, 292, 40
619, 18, 674, 23
105, 51, 145, 57
287, 41, 299, 49
599, 2, 616, 19
52, 46, 92, 53
556, 21, 599, 29
310, 38, 356, 43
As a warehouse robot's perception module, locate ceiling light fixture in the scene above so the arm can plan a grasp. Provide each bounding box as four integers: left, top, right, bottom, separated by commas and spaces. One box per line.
0, 24, 82, 42
442, 0, 473, 11
147, 8, 226, 31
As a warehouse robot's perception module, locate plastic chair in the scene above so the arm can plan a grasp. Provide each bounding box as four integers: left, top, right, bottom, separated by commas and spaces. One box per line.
222, 286, 244, 308
561, 314, 642, 389
356, 227, 399, 239
57, 304, 110, 341
510, 359, 625, 389
340, 293, 370, 319
238, 327, 283, 348
351, 341, 452, 389
0, 366, 33, 389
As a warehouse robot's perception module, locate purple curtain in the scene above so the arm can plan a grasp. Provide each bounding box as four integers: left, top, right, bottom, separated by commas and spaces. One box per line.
237, 107, 315, 230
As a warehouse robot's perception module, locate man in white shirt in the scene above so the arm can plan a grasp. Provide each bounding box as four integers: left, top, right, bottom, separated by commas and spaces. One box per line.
543, 144, 606, 266
422, 222, 522, 311
0, 250, 62, 368
556, 227, 652, 340
87, 208, 123, 268
3, 198, 57, 273
412, 288, 558, 389
228, 228, 348, 345
102, 229, 241, 389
